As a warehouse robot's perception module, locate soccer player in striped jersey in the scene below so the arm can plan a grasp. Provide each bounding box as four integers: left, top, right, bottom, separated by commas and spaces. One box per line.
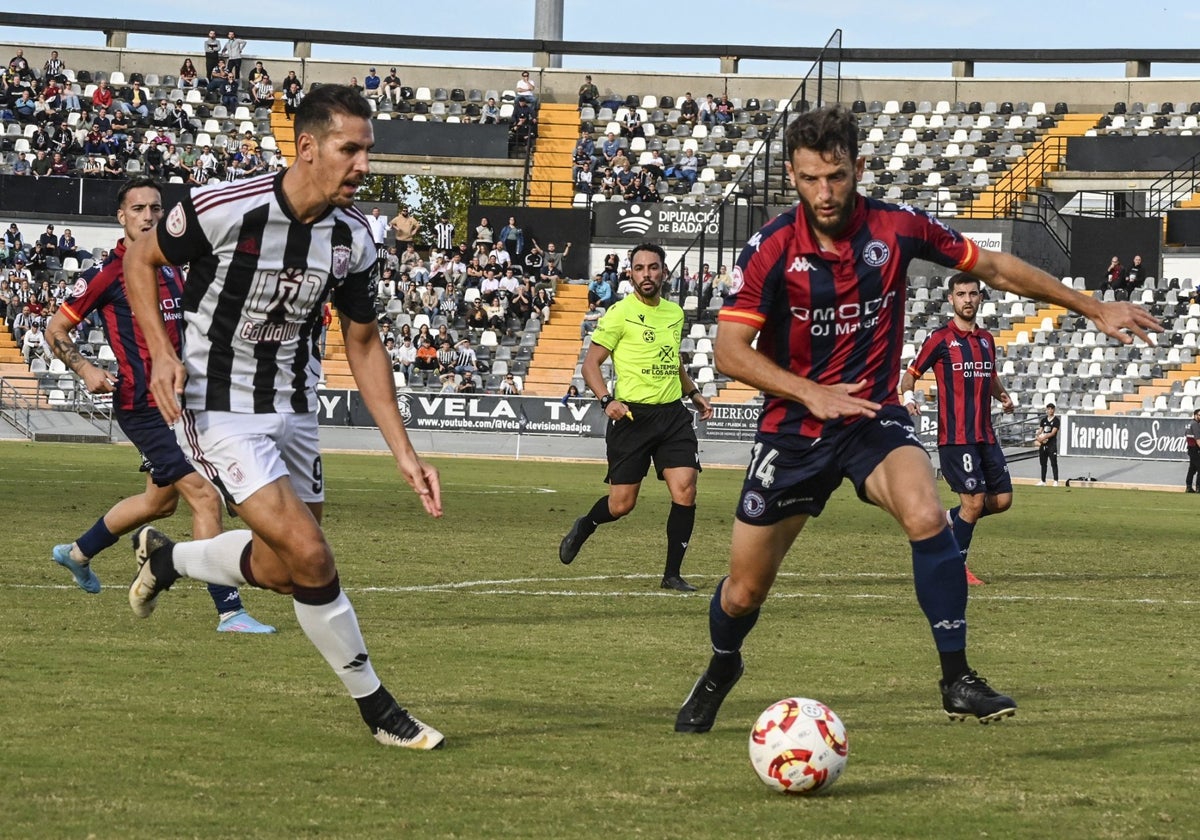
675, 106, 1160, 733
123, 85, 445, 750
900, 274, 1015, 586
45, 177, 273, 633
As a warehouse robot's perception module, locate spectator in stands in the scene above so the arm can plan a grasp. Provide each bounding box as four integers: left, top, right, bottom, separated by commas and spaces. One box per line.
578, 74, 599, 110
218, 71, 240, 111
516, 70, 536, 103
499, 217, 524, 263
598, 167, 617, 198
620, 106, 643, 139
714, 94, 733, 124
523, 244, 543, 277
533, 286, 555, 323
152, 98, 173, 127
30, 149, 52, 177
37, 226, 57, 261
43, 50, 67, 83
284, 81, 304, 121
347, 76, 364, 97
574, 129, 596, 168
394, 336, 416, 382
221, 31, 247, 79
58, 229, 77, 261
612, 148, 631, 176
179, 58, 200, 89
499, 373, 520, 395
509, 280, 533, 325
51, 121, 76, 157
1103, 255, 1123, 297
193, 145, 218, 183
363, 68, 382, 101
390, 207, 421, 252
561, 384, 579, 404
510, 100, 537, 145
8, 49, 31, 80
698, 93, 717, 125
644, 148, 666, 180
22, 320, 47, 364
581, 301, 605, 340
481, 96, 501, 124
679, 92, 699, 126
667, 147, 699, 185
575, 161, 594, 195
588, 273, 615, 310
383, 68, 402, 106
1125, 254, 1145, 291
11, 303, 32, 344
413, 337, 438, 387
455, 370, 479, 394
12, 152, 31, 177
597, 131, 618, 166
125, 80, 150, 120
474, 217, 494, 251
252, 75, 276, 110
713, 264, 731, 297
203, 30, 222, 78
207, 58, 230, 91
542, 241, 570, 277
13, 89, 37, 123
102, 154, 124, 179
247, 61, 269, 85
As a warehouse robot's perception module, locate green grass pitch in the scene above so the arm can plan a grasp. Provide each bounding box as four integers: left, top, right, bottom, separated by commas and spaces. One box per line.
2, 441, 1198, 838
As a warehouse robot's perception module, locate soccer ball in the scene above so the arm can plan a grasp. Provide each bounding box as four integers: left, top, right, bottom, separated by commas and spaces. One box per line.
748, 697, 849, 794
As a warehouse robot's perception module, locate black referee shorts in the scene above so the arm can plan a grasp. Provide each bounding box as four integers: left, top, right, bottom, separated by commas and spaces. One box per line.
604, 400, 700, 485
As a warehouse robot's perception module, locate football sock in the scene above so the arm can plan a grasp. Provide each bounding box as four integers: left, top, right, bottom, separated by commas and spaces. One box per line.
171, 530, 252, 587
75, 517, 119, 561
292, 576, 381, 699
584, 495, 619, 533
939, 649, 970, 684
206, 584, 243, 615
355, 684, 399, 726
948, 508, 977, 559
911, 527, 968, 652
709, 576, 759, 657
664, 502, 696, 577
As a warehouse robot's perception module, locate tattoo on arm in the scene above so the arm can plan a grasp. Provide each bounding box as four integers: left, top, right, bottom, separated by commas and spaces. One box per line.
50, 334, 88, 374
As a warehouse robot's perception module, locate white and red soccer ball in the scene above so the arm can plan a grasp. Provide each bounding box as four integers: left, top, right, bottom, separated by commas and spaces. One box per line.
748, 697, 849, 794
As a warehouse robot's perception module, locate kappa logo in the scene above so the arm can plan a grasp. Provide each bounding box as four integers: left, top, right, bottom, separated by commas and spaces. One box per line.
788, 256, 816, 273
616, 203, 655, 235
948, 340, 961, 348
747, 232, 763, 251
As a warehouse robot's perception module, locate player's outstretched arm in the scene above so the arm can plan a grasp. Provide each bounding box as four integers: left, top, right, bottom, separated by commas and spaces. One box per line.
970, 249, 1162, 345
46, 309, 115, 394
124, 233, 185, 424
714, 320, 880, 421
341, 314, 442, 518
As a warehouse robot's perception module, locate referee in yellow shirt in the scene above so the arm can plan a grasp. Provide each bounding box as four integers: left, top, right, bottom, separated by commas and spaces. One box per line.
559, 243, 713, 591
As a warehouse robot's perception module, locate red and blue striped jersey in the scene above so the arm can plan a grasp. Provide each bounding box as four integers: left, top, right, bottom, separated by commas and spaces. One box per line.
59, 238, 185, 412
907, 321, 998, 446
719, 197, 978, 440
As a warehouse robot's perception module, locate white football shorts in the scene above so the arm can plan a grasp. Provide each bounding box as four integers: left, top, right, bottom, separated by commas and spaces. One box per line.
177, 409, 324, 505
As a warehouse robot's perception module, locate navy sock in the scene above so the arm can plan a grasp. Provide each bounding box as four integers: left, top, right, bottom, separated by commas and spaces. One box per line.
911, 527, 968, 652
664, 502, 695, 577
949, 512, 977, 560
709, 576, 760, 656
207, 584, 243, 615
76, 517, 119, 560
939, 649, 970, 685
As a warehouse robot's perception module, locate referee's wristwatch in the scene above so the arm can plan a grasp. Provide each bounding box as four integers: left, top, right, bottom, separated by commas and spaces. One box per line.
600, 394, 614, 409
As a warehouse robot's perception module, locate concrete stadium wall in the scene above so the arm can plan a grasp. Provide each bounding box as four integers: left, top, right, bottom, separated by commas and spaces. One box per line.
4, 40, 1198, 113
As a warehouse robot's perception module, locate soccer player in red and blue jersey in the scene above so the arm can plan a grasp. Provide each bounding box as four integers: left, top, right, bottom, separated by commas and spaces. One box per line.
901, 274, 1015, 586
675, 106, 1161, 732
45, 177, 273, 633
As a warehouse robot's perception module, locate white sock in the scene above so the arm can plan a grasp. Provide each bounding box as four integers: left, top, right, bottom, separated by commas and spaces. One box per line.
293, 590, 382, 699
171, 530, 252, 586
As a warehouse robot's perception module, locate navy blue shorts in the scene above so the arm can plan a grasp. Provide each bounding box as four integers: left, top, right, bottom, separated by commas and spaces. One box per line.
735, 405, 925, 525
938, 442, 1012, 496
116, 405, 195, 488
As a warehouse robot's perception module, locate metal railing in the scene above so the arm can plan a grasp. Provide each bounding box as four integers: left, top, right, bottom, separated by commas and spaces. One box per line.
1147, 150, 1200, 216
0, 376, 35, 438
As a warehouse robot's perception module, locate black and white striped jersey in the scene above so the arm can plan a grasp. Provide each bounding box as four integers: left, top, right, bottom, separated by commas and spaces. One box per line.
157, 171, 377, 413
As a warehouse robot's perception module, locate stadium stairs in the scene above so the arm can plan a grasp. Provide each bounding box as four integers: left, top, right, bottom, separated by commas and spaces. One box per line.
270, 92, 296, 166
525, 104, 579, 209
0, 330, 38, 399
320, 317, 356, 390
1099, 360, 1200, 415
962, 113, 1102, 218
522, 283, 589, 396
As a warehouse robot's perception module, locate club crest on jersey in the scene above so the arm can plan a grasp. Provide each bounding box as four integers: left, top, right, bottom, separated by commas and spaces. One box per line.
730, 265, 744, 294
331, 244, 352, 280
863, 239, 890, 267
642, 329, 656, 343
71, 278, 87, 297
742, 491, 766, 518
165, 204, 186, 237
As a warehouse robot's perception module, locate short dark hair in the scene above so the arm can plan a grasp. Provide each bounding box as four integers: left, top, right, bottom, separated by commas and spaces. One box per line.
294, 84, 372, 141
947, 272, 980, 292
784, 105, 858, 163
630, 242, 666, 265
117, 176, 162, 209
1045, 402, 1056, 410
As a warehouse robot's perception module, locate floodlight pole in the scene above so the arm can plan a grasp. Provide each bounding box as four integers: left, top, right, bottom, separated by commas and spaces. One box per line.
533, 0, 564, 68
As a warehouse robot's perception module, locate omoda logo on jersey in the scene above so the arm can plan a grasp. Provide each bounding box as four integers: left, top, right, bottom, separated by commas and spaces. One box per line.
951, 360, 993, 378
790, 290, 898, 337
